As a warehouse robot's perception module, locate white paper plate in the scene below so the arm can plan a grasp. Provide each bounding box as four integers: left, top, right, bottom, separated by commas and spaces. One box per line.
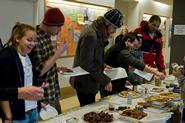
62, 116, 83, 123
40, 104, 58, 120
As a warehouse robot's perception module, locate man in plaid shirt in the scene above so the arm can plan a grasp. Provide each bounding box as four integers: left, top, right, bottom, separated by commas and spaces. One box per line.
30, 8, 68, 114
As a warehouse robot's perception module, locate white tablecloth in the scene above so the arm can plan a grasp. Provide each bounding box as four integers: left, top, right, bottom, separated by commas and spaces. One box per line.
38, 84, 175, 123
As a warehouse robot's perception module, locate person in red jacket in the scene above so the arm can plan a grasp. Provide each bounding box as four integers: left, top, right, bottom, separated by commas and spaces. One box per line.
134, 15, 166, 74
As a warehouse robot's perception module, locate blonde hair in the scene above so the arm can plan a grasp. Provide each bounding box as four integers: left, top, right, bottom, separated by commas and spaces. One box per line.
119, 26, 128, 35
5, 22, 35, 47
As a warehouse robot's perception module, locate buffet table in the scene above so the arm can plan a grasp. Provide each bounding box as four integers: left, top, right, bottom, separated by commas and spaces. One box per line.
38, 83, 180, 123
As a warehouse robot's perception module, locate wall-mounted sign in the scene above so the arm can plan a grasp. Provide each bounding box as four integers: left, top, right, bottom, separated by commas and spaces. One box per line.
174, 25, 185, 35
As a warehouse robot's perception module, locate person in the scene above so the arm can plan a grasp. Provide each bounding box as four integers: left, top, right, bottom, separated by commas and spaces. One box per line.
0, 86, 44, 101
127, 33, 143, 84
172, 60, 185, 121
101, 32, 165, 97
29, 8, 68, 114
0, 39, 44, 101
0, 38, 44, 102
134, 15, 166, 75
115, 26, 128, 44
0, 38, 3, 50
0, 22, 42, 123
70, 9, 124, 106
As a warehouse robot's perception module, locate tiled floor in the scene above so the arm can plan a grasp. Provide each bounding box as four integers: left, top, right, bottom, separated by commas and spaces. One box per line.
60, 95, 80, 113
60, 87, 101, 113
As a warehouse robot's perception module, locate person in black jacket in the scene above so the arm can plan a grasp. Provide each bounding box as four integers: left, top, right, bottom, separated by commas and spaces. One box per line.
0, 22, 44, 122
0, 38, 3, 50
0, 39, 44, 101
101, 32, 165, 97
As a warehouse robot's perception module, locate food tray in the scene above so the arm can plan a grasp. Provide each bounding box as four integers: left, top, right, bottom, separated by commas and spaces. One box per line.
118, 91, 141, 98
150, 101, 167, 109
120, 109, 147, 122
119, 109, 171, 123
82, 110, 120, 123
160, 92, 181, 101
150, 87, 165, 92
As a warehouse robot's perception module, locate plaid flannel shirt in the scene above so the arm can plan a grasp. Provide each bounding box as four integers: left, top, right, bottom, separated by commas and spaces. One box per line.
30, 26, 60, 103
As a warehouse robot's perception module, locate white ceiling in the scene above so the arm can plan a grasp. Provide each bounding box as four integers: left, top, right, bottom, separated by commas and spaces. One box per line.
121, 0, 137, 2
121, 0, 173, 5
153, 0, 173, 5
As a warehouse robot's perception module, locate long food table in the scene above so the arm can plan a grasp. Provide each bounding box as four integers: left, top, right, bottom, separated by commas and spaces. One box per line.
39, 83, 182, 123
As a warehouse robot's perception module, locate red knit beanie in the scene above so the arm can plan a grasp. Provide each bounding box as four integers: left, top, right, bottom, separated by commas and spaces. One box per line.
43, 8, 65, 26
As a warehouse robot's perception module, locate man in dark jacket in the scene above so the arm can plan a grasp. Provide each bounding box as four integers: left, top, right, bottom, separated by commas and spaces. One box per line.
101, 32, 165, 97
70, 9, 124, 106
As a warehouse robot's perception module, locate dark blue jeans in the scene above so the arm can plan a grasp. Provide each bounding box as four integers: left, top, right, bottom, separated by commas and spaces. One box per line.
13, 108, 38, 123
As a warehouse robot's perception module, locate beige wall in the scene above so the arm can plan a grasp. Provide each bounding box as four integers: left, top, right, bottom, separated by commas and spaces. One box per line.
138, 0, 172, 19
115, 0, 172, 30
127, 1, 140, 31
0, 0, 37, 44
114, 0, 129, 38
35, 0, 45, 25
71, 0, 115, 8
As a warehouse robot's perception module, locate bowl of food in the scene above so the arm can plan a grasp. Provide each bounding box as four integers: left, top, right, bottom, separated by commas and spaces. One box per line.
120, 109, 147, 122
151, 87, 165, 93
137, 102, 150, 108
160, 92, 181, 101
83, 111, 114, 123
145, 96, 171, 108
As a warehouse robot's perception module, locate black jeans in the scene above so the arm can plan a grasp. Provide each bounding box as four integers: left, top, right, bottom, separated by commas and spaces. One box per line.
100, 78, 127, 98
76, 91, 96, 107
183, 108, 185, 121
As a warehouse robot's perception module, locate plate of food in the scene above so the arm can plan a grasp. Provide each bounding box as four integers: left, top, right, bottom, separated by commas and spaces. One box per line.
145, 96, 171, 108
118, 91, 141, 98
108, 103, 131, 112
160, 92, 181, 101
151, 87, 165, 92
120, 109, 147, 122
83, 111, 119, 123
137, 102, 150, 108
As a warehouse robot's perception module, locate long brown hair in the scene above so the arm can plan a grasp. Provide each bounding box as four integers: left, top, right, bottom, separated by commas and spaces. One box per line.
96, 16, 110, 41
4, 22, 35, 47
